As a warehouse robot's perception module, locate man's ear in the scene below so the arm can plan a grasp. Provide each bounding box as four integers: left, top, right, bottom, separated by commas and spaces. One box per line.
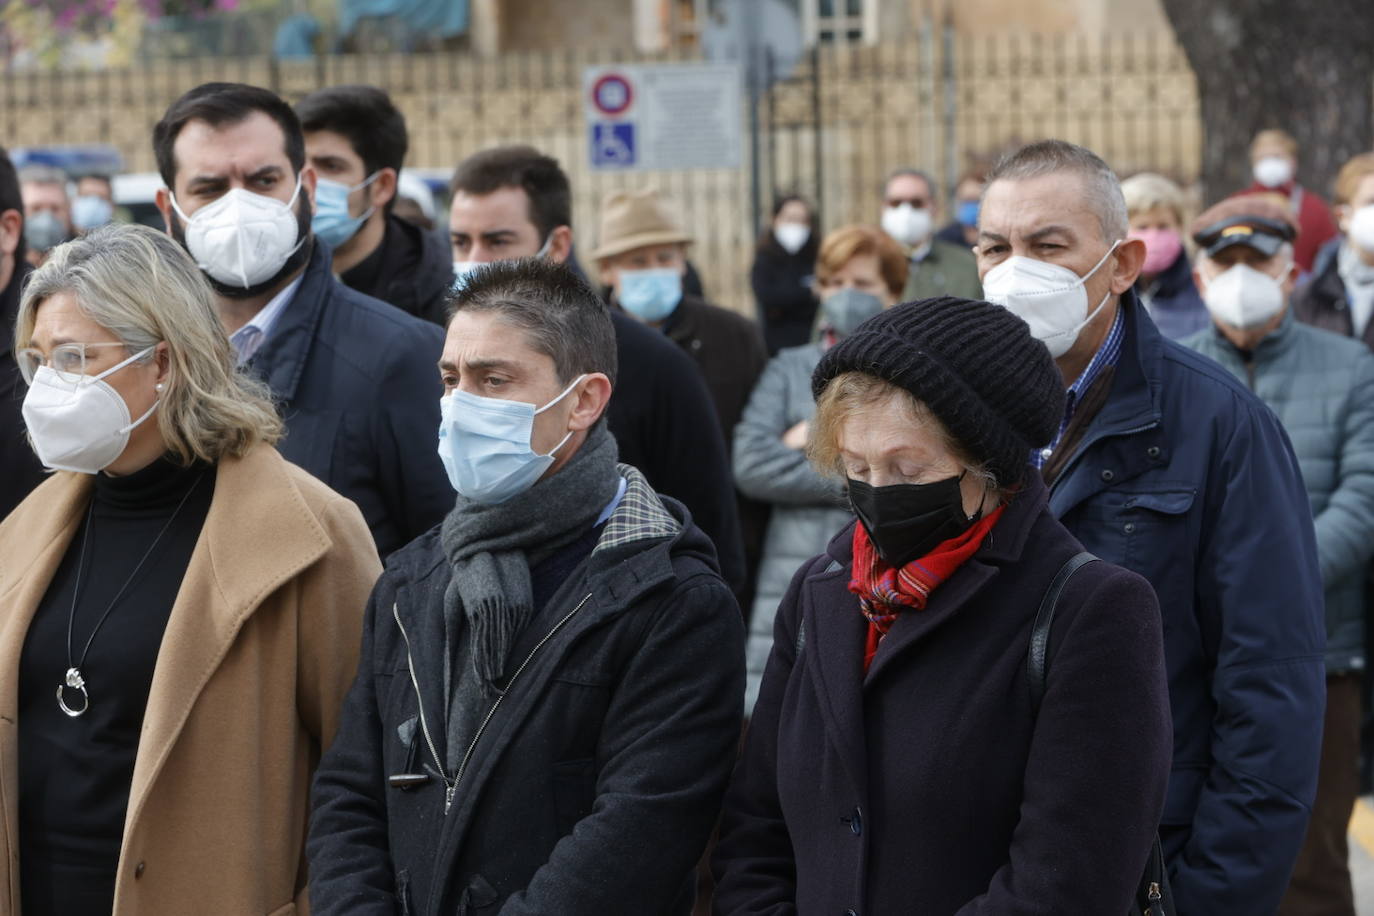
568, 372, 613, 431
1280, 259, 1300, 296
370, 167, 398, 211
300, 166, 318, 215
546, 225, 573, 264
0, 208, 22, 260
155, 186, 177, 234
1111, 237, 1146, 293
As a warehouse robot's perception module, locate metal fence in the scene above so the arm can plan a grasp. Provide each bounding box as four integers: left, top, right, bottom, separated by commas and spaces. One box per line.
1, 27, 1202, 312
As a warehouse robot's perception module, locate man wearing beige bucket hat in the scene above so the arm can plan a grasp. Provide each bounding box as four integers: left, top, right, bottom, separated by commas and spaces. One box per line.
593, 189, 768, 452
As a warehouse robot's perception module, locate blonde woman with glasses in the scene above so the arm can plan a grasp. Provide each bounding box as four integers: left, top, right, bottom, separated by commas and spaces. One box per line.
0, 223, 381, 915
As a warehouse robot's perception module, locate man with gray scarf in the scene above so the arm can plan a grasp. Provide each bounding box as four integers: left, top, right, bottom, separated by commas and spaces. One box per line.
307, 257, 746, 915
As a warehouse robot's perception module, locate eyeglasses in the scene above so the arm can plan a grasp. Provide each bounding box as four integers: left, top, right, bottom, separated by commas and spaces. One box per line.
17, 342, 131, 386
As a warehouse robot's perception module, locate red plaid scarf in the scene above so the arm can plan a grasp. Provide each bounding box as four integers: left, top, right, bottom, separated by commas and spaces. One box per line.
849, 504, 1005, 673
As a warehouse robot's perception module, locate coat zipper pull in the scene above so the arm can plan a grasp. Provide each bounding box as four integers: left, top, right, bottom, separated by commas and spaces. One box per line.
445, 782, 456, 813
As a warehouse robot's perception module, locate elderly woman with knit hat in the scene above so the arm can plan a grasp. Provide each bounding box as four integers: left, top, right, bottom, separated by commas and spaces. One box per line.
712, 296, 1171, 914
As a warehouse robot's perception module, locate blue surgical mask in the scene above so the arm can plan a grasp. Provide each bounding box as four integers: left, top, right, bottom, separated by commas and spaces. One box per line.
437, 374, 585, 504
312, 172, 379, 249
956, 200, 980, 229
72, 195, 114, 232
618, 268, 682, 323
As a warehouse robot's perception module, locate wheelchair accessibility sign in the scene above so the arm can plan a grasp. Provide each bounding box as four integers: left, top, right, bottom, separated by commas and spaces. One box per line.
583, 62, 741, 172
591, 122, 637, 167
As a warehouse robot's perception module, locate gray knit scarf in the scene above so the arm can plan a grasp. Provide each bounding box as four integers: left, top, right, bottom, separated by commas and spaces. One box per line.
440, 423, 620, 696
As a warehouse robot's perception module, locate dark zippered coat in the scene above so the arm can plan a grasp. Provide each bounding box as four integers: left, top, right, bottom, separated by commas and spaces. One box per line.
307, 466, 745, 916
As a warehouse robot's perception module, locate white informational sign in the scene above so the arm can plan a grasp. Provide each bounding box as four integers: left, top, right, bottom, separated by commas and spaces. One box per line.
583, 62, 743, 171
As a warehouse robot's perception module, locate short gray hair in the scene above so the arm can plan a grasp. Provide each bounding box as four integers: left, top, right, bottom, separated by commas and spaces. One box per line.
986, 140, 1129, 242
15, 224, 283, 464
17, 164, 68, 191
883, 167, 936, 200
450, 256, 618, 386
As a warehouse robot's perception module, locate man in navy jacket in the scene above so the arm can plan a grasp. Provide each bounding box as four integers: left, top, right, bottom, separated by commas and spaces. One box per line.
153, 82, 450, 556
976, 140, 1325, 914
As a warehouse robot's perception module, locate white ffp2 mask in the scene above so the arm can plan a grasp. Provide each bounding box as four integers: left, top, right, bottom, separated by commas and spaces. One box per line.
1202, 262, 1288, 330
21, 347, 160, 474
1348, 205, 1374, 255
981, 241, 1121, 358
1253, 156, 1294, 189
170, 176, 305, 289
881, 203, 933, 248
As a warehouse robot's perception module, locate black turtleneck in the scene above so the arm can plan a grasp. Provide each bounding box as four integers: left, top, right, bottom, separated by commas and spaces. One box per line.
18, 457, 215, 916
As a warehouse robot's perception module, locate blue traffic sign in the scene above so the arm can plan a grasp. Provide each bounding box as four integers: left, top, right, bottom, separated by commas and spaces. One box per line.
591, 122, 636, 168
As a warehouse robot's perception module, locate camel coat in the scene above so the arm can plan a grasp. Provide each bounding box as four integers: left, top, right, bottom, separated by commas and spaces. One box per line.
0, 443, 381, 915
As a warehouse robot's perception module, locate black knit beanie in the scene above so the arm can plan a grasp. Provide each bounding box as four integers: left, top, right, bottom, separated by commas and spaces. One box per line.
811, 296, 1066, 487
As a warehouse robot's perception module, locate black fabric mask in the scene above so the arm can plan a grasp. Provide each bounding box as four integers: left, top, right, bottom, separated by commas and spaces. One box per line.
847, 473, 980, 569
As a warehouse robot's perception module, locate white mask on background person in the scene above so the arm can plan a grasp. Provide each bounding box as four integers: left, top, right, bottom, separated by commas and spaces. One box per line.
881, 203, 933, 247
1201, 261, 1289, 330
1253, 156, 1295, 189
981, 240, 1121, 358
21, 347, 159, 474
1348, 205, 1374, 254
774, 222, 810, 255
169, 175, 305, 288
436, 374, 585, 504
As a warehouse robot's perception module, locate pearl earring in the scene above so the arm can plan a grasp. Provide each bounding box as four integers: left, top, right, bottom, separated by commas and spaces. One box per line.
155, 383, 165, 392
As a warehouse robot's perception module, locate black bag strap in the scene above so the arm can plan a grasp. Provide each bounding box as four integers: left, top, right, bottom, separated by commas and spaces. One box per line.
1025, 549, 1174, 916
1027, 551, 1098, 713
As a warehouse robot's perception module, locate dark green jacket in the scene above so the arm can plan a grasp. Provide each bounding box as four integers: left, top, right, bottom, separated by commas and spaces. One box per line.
901, 238, 981, 302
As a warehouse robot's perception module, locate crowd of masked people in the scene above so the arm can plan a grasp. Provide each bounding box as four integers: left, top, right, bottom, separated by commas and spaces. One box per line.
0, 75, 1371, 915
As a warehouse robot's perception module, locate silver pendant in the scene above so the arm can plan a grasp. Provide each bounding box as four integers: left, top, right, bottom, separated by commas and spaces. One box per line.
57, 667, 89, 717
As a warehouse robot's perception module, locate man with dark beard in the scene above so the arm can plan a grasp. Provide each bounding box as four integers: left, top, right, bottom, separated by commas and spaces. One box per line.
153, 83, 450, 556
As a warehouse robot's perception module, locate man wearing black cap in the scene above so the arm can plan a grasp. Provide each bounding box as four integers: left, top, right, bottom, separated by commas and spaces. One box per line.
1184, 195, 1374, 915
976, 140, 1325, 915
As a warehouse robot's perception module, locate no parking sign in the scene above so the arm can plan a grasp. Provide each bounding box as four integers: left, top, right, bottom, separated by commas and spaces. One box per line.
583, 62, 742, 172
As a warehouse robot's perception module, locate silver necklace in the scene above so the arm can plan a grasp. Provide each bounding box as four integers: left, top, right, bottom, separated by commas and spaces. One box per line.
57, 471, 205, 718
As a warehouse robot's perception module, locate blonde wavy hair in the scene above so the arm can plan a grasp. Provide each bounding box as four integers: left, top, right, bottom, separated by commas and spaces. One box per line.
14, 223, 283, 464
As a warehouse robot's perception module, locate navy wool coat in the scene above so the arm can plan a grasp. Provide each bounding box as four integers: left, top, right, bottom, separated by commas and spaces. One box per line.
713, 474, 1172, 915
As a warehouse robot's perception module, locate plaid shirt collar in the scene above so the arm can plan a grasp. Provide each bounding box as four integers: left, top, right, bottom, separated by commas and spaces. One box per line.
1030, 306, 1126, 469
594, 464, 680, 553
